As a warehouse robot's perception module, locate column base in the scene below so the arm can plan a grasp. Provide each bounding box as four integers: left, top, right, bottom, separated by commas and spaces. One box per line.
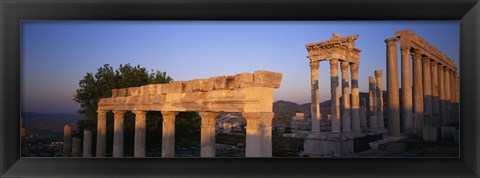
303, 132, 355, 157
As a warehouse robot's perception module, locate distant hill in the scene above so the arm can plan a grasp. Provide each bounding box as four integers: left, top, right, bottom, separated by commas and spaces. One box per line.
21, 112, 84, 137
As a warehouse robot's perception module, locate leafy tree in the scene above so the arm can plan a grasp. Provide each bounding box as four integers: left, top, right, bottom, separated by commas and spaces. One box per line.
73, 64, 175, 155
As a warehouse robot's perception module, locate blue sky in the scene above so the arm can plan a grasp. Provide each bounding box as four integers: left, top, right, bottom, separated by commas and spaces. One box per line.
21, 21, 459, 114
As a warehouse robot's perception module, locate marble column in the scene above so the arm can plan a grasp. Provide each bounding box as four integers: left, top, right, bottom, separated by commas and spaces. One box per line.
133, 111, 147, 157
412, 52, 424, 136
340, 61, 351, 132
422, 57, 433, 126
96, 110, 107, 157
430, 62, 440, 126
63, 125, 72, 157
385, 38, 401, 137
360, 98, 368, 130
83, 130, 92, 157
368, 76, 377, 129
444, 68, 451, 125
400, 45, 413, 134
162, 111, 178, 157
330, 59, 341, 134
309, 60, 321, 134
112, 110, 126, 157
350, 63, 361, 133
438, 64, 445, 126
199, 112, 219, 157
72, 137, 81, 157
375, 70, 385, 130
243, 112, 274, 157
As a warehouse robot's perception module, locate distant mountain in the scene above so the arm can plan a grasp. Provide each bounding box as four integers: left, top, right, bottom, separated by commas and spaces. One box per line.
21, 112, 84, 134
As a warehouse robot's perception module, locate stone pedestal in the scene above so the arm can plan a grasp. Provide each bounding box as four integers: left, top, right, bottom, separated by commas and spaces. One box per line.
310, 60, 321, 134
412, 52, 424, 137
96, 110, 107, 157
72, 137, 81, 157
401, 45, 413, 135
243, 112, 274, 157
134, 111, 147, 157
199, 112, 219, 157
162, 111, 178, 157
369, 116, 378, 130
385, 38, 401, 137
113, 110, 126, 157
341, 61, 351, 132
83, 130, 92, 157
63, 125, 72, 157
303, 133, 354, 157
330, 59, 341, 134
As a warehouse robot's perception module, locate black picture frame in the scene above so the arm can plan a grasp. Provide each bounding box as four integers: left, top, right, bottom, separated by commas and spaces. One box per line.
1, 0, 479, 177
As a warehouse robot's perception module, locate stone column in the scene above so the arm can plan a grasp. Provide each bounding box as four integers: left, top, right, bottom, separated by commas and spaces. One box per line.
368, 76, 377, 130
309, 60, 321, 134
412, 52, 424, 136
375, 70, 385, 130
162, 111, 178, 157
340, 61, 351, 132
96, 110, 107, 157
112, 110, 126, 157
133, 111, 147, 157
330, 59, 341, 134
444, 68, 451, 125
400, 45, 413, 134
63, 125, 72, 157
422, 57, 432, 125
83, 130, 92, 157
72, 137, 81, 157
243, 112, 274, 157
199, 112, 219, 157
350, 63, 361, 133
385, 38, 401, 137
431, 62, 440, 126
438, 64, 445, 126
360, 98, 368, 131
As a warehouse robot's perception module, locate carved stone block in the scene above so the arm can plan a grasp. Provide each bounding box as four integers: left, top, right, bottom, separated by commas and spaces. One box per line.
253, 70, 282, 88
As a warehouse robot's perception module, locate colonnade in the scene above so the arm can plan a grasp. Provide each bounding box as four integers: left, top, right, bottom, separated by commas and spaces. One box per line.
94, 110, 274, 157
367, 70, 385, 131
385, 30, 459, 138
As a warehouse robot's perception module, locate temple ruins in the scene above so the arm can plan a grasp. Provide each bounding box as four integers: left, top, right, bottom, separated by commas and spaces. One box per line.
94, 70, 282, 157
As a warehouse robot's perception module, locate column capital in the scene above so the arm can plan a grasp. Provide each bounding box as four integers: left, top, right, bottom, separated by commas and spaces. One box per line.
242, 112, 274, 128
422, 56, 431, 64
400, 45, 411, 52
97, 110, 108, 118
133, 110, 147, 116
385, 37, 398, 46
112, 110, 127, 115
329, 59, 339, 69
199, 112, 219, 126
349, 63, 359, 73
309, 60, 319, 70
412, 52, 422, 61
161, 111, 178, 123
340, 61, 349, 71
374, 70, 383, 78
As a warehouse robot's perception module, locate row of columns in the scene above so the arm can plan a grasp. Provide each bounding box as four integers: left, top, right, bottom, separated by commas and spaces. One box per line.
367, 70, 385, 130
385, 38, 459, 138
95, 110, 274, 157
309, 59, 361, 135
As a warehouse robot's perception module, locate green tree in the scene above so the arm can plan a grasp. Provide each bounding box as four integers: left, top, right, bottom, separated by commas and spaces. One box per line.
73, 63, 174, 156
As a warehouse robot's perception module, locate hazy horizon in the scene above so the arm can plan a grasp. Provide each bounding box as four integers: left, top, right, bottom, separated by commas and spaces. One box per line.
21, 21, 459, 114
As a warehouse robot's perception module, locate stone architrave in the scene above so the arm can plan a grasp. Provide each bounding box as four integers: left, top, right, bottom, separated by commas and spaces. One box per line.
309, 60, 321, 134
330, 59, 341, 134
385, 38, 401, 137
199, 112, 219, 157
243, 112, 274, 157
112, 110, 126, 157
438, 65, 445, 126
368, 76, 377, 130
72, 137, 81, 157
133, 111, 147, 157
96, 110, 107, 157
375, 70, 385, 130
444, 68, 451, 125
83, 130, 92, 157
431, 62, 440, 126
340, 61, 351, 132
350, 63, 361, 133
63, 125, 72, 157
422, 57, 433, 125
400, 45, 413, 135
162, 111, 178, 157
412, 52, 424, 136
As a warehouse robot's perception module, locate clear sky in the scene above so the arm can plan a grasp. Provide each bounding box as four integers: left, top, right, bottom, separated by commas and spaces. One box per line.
21, 21, 459, 114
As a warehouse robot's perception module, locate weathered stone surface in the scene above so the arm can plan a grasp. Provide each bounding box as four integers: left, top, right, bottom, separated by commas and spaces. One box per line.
234, 73, 254, 88
118, 88, 127, 97
253, 70, 282, 88
191, 79, 208, 92
165, 81, 183, 93
112, 89, 118, 97
141, 84, 156, 95
129, 87, 141, 96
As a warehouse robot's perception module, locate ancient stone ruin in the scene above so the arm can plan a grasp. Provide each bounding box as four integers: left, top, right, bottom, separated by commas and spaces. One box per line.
93, 70, 282, 157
